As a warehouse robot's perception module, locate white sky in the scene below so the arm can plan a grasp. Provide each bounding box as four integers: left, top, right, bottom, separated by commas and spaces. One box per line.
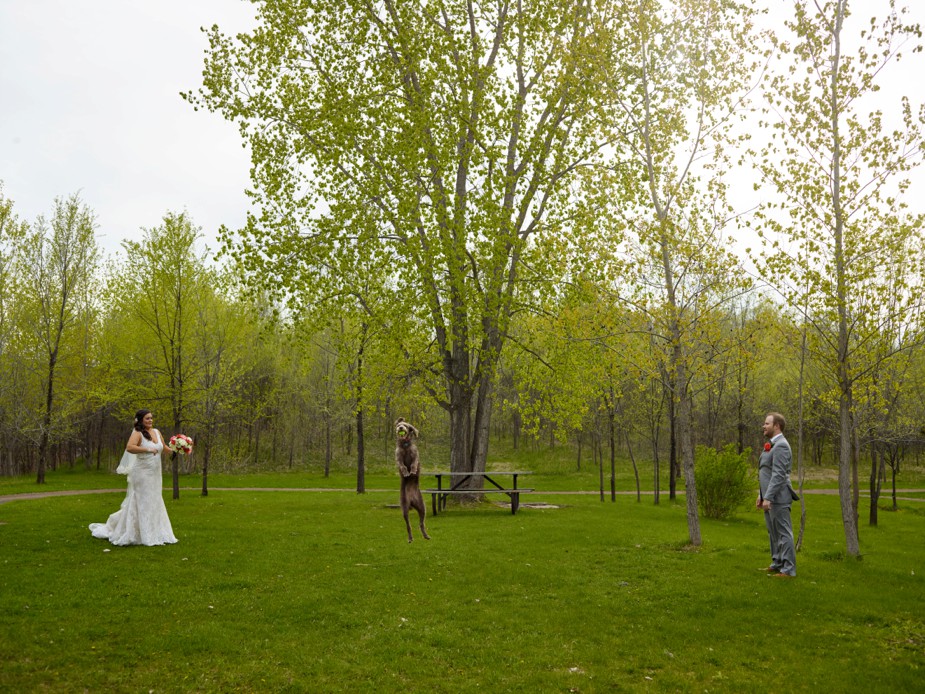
0, 1, 923, 260
0, 1, 257, 257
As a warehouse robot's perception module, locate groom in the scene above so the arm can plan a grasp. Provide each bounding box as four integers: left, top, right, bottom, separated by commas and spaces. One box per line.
757, 412, 798, 578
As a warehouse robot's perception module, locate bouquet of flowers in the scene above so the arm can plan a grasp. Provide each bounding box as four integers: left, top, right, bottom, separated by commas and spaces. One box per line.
168, 434, 194, 455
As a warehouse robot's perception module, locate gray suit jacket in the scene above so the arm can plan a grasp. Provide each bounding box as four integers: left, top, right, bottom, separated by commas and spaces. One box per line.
759, 435, 799, 505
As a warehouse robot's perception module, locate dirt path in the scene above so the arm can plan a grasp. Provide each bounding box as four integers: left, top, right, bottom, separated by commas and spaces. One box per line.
2, 487, 924, 505
0, 487, 389, 505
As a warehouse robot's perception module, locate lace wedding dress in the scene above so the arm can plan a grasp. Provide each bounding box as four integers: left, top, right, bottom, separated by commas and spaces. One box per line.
89, 431, 178, 546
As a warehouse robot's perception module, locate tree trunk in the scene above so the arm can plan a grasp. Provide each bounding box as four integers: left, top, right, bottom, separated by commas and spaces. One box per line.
891, 460, 898, 511
676, 374, 701, 547
626, 430, 641, 503
324, 414, 332, 478
356, 337, 365, 494
172, 438, 181, 499
609, 400, 616, 503
37, 354, 58, 484
869, 443, 883, 525
448, 396, 477, 499
576, 431, 582, 472
171, 394, 183, 499
294, 407, 304, 470
202, 431, 211, 497
598, 431, 605, 503
736, 363, 748, 455
668, 396, 677, 501
796, 320, 808, 551
653, 451, 660, 506
659, 218, 700, 543
445, 310, 474, 475
469, 375, 494, 478
830, 0, 860, 558
169, 451, 179, 500
356, 406, 365, 494
254, 420, 261, 468
512, 409, 520, 451
270, 416, 278, 466
94, 408, 104, 471
837, 393, 860, 555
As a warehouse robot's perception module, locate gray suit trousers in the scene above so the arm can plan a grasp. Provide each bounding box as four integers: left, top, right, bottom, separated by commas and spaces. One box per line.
765, 502, 796, 576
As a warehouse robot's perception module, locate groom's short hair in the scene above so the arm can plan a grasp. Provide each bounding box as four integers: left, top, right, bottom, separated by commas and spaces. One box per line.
767, 412, 786, 433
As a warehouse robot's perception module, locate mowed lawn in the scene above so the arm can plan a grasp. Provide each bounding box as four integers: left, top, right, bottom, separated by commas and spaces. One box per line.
1, 481, 923, 692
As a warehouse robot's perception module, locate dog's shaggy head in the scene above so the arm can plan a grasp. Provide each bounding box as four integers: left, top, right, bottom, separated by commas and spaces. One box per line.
395, 418, 419, 448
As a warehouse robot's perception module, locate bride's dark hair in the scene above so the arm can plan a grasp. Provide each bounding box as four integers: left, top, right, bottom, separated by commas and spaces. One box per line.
133, 409, 153, 441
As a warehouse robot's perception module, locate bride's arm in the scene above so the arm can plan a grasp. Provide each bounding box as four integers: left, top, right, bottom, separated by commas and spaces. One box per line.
125, 430, 147, 454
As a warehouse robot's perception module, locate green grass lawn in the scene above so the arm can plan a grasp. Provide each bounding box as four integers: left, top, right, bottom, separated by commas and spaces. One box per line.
1, 481, 923, 692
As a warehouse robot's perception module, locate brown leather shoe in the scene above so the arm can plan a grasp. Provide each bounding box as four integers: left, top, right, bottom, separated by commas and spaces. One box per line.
759, 566, 778, 573
771, 573, 795, 578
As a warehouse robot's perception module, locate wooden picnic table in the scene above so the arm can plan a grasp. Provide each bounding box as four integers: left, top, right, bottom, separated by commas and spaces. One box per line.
424, 471, 534, 515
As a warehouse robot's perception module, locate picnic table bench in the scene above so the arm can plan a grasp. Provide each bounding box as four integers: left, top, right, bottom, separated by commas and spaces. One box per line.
424, 471, 533, 515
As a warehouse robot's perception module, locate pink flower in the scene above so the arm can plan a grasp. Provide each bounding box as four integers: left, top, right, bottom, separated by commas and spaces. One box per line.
168, 434, 194, 455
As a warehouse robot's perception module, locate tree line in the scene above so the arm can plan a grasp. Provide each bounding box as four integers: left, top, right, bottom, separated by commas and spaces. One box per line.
3, 1, 924, 557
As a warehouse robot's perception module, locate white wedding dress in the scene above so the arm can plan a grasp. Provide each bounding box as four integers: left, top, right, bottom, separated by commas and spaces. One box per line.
89, 430, 177, 546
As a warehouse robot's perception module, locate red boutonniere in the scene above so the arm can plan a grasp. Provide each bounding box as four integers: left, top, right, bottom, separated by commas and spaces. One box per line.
764, 443, 772, 452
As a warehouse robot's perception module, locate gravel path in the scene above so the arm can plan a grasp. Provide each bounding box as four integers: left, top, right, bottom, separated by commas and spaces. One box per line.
2, 487, 924, 505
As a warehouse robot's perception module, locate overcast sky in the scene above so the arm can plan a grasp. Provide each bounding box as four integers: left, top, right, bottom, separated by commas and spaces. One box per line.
0, 1, 257, 256
1, 1, 923, 260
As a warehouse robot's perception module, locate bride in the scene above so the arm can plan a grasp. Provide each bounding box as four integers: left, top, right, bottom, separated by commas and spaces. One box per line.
89, 409, 178, 546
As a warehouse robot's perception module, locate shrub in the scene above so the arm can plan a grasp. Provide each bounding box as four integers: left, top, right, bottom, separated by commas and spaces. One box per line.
694, 443, 755, 519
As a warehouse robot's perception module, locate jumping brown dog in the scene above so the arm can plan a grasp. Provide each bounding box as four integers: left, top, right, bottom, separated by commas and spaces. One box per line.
395, 418, 430, 543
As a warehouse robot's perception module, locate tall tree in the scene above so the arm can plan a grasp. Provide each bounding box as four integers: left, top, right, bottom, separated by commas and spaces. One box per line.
187, 0, 611, 481
0, 184, 25, 360
752, 0, 925, 556
19, 194, 99, 483
189, 274, 255, 495
600, 0, 760, 545
106, 211, 210, 497
0, 185, 29, 475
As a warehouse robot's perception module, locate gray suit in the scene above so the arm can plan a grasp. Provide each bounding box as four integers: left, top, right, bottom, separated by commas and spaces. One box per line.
758, 434, 798, 576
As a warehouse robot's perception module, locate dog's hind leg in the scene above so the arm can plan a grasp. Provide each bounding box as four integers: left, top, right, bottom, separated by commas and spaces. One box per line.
403, 509, 415, 543
400, 487, 415, 543
412, 492, 431, 540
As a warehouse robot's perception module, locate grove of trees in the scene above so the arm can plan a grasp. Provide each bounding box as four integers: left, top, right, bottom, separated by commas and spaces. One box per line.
3, 1, 924, 558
